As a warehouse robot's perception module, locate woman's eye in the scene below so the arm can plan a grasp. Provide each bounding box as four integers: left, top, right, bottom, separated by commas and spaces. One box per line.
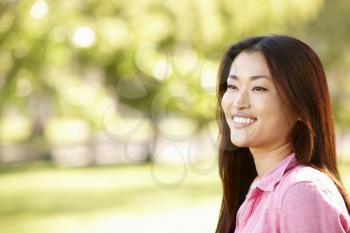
252, 86, 268, 91
227, 84, 237, 90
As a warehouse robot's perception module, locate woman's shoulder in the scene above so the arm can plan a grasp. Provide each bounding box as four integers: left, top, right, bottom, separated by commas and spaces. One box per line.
276, 164, 347, 212
275, 165, 350, 232
282, 164, 334, 187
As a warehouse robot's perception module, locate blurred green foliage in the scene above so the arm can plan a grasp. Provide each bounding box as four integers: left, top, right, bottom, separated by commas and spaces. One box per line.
0, 0, 350, 157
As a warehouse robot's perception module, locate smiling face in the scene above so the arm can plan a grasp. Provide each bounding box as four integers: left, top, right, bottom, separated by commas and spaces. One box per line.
221, 51, 298, 152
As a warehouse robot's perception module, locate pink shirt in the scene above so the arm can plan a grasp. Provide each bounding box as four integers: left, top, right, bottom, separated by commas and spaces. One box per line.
235, 153, 350, 233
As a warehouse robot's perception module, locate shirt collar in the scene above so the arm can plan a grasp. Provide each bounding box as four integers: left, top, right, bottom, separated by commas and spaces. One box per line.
254, 152, 298, 192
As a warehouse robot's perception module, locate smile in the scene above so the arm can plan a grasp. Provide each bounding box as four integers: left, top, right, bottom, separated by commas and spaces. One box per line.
232, 116, 257, 128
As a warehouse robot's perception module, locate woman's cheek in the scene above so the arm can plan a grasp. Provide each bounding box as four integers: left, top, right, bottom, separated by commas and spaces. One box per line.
221, 92, 231, 111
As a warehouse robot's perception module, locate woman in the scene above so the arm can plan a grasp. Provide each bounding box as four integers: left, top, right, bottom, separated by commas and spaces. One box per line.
215, 35, 350, 233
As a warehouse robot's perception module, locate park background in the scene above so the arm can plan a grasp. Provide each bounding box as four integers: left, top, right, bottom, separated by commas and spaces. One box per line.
1, 0, 350, 232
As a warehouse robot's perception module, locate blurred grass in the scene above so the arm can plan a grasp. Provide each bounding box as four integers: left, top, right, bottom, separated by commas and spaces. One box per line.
0, 160, 221, 233
0, 159, 349, 233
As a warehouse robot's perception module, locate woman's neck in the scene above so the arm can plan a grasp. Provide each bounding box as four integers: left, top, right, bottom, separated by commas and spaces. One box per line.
249, 142, 293, 179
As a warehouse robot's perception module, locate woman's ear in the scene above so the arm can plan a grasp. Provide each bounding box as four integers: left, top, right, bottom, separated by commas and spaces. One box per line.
294, 111, 302, 122
296, 116, 306, 124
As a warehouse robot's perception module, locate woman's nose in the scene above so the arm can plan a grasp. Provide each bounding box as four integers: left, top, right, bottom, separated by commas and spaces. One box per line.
233, 91, 250, 110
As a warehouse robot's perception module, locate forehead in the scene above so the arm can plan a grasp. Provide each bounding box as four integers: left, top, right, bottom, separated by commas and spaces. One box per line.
229, 51, 271, 78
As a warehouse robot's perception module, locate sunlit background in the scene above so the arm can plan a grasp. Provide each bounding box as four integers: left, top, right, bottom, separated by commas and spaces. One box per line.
0, 0, 350, 232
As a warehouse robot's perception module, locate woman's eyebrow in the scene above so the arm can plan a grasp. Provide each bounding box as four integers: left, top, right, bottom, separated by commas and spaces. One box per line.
228, 74, 271, 81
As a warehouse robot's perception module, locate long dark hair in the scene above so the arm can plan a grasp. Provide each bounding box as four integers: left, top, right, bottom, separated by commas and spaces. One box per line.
215, 35, 350, 233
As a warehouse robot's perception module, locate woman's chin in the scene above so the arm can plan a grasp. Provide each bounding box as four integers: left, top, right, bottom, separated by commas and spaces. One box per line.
230, 137, 250, 148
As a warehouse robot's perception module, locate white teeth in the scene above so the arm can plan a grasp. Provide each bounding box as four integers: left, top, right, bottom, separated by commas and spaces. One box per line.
233, 116, 256, 125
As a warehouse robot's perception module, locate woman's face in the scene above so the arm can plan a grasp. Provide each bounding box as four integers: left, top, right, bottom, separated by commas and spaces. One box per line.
221, 51, 298, 151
